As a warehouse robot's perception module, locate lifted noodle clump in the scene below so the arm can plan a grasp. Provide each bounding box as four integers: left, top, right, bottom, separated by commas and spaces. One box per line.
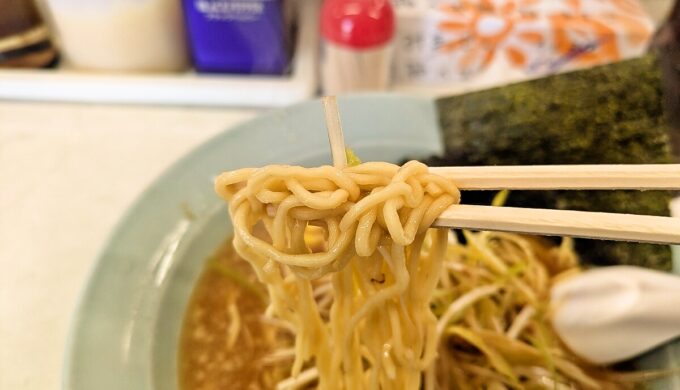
215, 161, 460, 389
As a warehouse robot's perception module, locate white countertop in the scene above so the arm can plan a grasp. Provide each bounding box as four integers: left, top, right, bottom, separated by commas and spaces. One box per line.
0, 101, 256, 389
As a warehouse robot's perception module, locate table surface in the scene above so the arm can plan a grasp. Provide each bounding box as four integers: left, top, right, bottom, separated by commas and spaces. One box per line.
0, 102, 256, 389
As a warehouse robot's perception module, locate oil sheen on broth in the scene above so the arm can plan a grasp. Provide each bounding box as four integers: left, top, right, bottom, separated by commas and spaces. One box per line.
179, 239, 289, 389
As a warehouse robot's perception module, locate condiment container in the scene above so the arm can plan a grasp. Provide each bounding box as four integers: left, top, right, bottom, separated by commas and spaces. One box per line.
391, 1, 653, 92
320, 0, 395, 94
44, 0, 188, 72
0, 0, 58, 68
182, 0, 289, 74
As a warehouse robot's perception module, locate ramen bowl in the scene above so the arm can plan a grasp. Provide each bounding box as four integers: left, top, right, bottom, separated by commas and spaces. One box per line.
64, 95, 680, 389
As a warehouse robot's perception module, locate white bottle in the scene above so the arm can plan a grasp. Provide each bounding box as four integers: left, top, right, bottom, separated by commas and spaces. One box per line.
45, 0, 188, 72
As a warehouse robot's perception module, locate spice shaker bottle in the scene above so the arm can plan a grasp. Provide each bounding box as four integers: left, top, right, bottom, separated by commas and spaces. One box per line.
320, 0, 395, 94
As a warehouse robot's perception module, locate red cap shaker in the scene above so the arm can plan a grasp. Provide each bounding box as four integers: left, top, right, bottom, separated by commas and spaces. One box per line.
320, 0, 395, 94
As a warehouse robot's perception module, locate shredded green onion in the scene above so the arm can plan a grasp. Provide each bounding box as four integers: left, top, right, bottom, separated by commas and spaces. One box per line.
491, 190, 510, 207
210, 260, 268, 304
345, 148, 362, 166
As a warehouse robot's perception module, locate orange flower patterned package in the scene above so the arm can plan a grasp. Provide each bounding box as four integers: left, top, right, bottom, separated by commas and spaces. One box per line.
392, 0, 654, 91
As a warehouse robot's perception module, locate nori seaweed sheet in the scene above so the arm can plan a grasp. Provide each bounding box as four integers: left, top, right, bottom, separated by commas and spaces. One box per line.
429, 54, 674, 270
653, 8, 680, 159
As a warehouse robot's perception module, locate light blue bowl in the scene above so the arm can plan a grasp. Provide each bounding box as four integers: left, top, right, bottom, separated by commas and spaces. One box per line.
63, 95, 680, 389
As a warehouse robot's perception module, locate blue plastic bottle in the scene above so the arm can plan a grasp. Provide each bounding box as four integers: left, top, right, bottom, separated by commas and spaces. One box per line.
183, 0, 289, 74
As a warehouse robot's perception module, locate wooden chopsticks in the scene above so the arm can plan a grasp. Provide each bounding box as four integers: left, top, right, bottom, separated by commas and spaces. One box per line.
430, 165, 680, 243
321, 97, 680, 245
429, 165, 680, 190
322, 96, 347, 169
434, 205, 680, 244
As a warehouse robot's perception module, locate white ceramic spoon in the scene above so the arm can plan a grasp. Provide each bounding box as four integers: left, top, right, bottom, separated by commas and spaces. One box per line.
551, 266, 680, 365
